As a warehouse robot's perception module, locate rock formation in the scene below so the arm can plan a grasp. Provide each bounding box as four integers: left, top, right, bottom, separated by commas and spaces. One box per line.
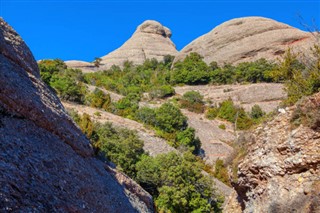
225, 92, 320, 212
175, 83, 287, 113
175, 17, 317, 65
65, 60, 97, 73
0, 17, 153, 212
100, 20, 178, 68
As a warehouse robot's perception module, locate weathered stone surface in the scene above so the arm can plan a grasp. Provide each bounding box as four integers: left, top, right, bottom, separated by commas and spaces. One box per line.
175, 83, 287, 113
100, 20, 178, 68
175, 17, 316, 65
0, 17, 153, 212
63, 101, 176, 157
65, 60, 97, 73
229, 92, 320, 213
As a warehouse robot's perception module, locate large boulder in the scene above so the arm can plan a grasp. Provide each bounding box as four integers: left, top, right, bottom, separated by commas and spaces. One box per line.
100, 20, 178, 68
175, 17, 317, 65
0, 17, 153, 212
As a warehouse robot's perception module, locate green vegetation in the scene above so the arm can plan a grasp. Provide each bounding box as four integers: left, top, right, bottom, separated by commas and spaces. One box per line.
85, 88, 111, 110
69, 111, 221, 212
180, 91, 205, 113
267, 47, 320, 105
205, 99, 258, 130
136, 152, 215, 212
136, 103, 201, 153
218, 124, 226, 130
171, 52, 211, 84
214, 159, 230, 186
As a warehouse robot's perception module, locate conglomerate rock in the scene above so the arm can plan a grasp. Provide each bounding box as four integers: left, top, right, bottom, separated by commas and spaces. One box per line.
0, 17, 153, 212
100, 20, 178, 68
175, 17, 316, 65
226, 92, 320, 213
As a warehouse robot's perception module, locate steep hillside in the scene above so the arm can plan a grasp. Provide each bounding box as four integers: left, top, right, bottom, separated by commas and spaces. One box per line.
0, 18, 152, 212
100, 20, 178, 68
225, 93, 320, 212
175, 17, 316, 65
63, 101, 176, 156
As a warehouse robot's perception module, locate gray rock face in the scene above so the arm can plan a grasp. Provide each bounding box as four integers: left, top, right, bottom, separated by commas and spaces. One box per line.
175, 17, 316, 65
100, 20, 178, 68
0, 17, 153, 212
229, 93, 320, 212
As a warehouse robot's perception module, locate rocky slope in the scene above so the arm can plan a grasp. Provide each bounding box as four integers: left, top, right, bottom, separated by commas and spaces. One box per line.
175, 17, 316, 65
100, 20, 178, 68
65, 60, 97, 73
63, 102, 176, 156
0, 17, 153, 212
175, 83, 286, 113
225, 93, 320, 212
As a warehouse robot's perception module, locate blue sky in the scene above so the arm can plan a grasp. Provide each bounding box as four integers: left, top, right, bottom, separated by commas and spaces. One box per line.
1, 0, 319, 62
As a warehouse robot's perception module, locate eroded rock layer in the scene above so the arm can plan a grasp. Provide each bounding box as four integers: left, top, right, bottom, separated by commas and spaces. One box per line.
175, 17, 316, 65
229, 93, 320, 213
100, 20, 178, 68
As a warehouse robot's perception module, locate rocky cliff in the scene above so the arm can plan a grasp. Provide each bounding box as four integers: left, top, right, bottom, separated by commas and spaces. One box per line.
100, 20, 178, 68
175, 17, 316, 65
0, 17, 153, 212
225, 92, 320, 212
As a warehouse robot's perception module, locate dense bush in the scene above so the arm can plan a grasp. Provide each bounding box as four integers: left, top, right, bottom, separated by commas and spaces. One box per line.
136, 152, 215, 212
85, 88, 111, 110
205, 107, 219, 120
93, 122, 144, 177
180, 91, 205, 113
171, 52, 211, 85
250, 104, 265, 119
267, 47, 320, 105
149, 85, 175, 99
39, 59, 87, 103
155, 103, 187, 133
214, 159, 230, 186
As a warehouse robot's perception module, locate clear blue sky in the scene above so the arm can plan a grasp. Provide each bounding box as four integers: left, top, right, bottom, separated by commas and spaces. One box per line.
1, 0, 319, 62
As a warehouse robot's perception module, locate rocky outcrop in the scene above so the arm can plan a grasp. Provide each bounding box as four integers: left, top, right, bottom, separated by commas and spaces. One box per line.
175, 17, 316, 65
65, 60, 96, 73
0, 17, 153, 212
100, 20, 178, 68
228, 93, 320, 212
175, 83, 287, 113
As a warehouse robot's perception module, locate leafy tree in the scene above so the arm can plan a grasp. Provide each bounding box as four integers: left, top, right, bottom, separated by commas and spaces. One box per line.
93, 57, 102, 67
171, 52, 211, 85
135, 107, 157, 126
155, 103, 187, 133
86, 88, 111, 110
176, 127, 201, 154
94, 122, 144, 177
38, 59, 67, 84
217, 99, 238, 123
136, 152, 214, 212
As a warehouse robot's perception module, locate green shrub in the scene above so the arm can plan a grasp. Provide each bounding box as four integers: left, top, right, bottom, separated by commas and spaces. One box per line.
136, 152, 214, 212
150, 85, 175, 99
86, 88, 111, 110
217, 99, 238, 123
155, 103, 187, 133
218, 124, 226, 130
214, 159, 230, 186
180, 91, 205, 113
206, 107, 219, 120
135, 107, 157, 126
171, 52, 211, 85
250, 104, 265, 119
